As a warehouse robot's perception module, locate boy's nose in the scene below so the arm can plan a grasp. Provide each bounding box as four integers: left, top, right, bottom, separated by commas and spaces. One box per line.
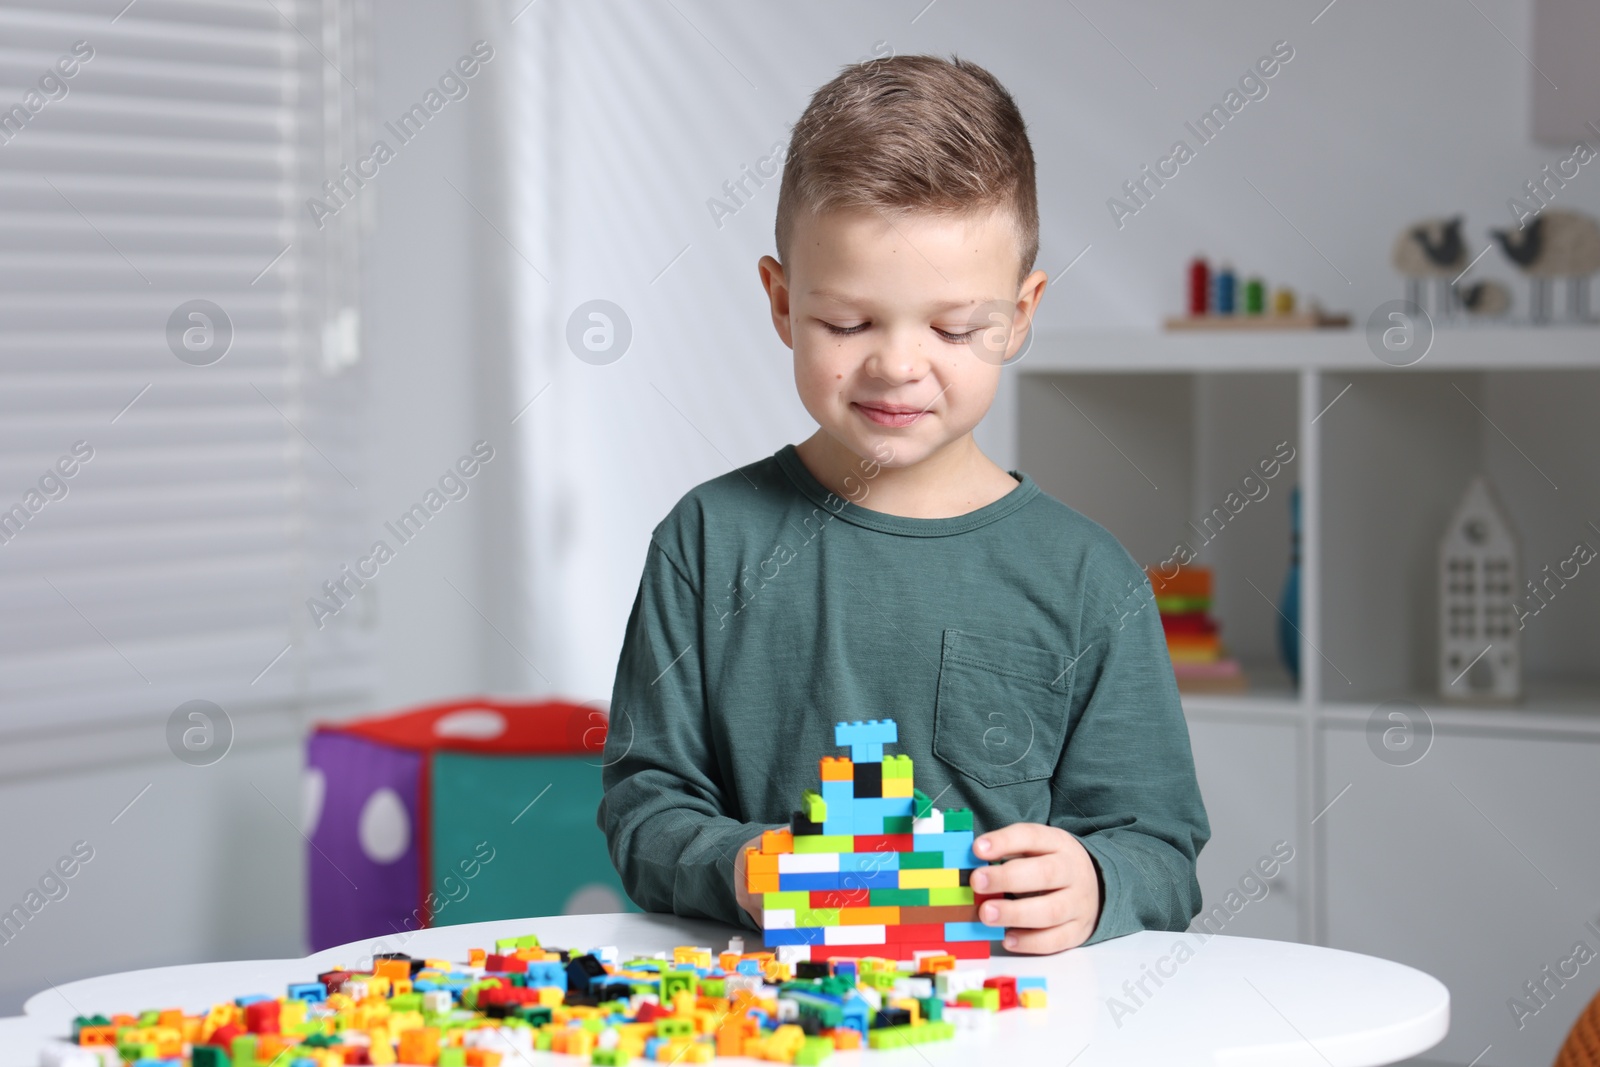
864, 333, 930, 385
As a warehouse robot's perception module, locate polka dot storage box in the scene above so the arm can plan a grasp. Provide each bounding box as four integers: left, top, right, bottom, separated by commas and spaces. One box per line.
305, 698, 633, 950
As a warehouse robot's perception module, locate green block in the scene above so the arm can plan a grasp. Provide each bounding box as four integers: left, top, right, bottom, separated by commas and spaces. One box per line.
958, 988, 1001, 1011
138, 1010, 160, 1027
898, 851, 945, 870
192, 1049, 231, 1067
660, 969, 698, 1001
764, 891, 811, 909
431, 753, 636, 925
796, 1035, 836, 1064
802, 789, 827, 823
389, 992, 422, 1012
439, 1050, 467, 1067
869, 888, 929, 906
593, 1050, 629, 1066
882, 754, 914, 780
882, 816, 914, 833
516, 1005, 553, 1026
71, 1015, 110, 1040
534, 1029, 553, 1051
657, 1016, 694, 1038
912, 789, 933, 819
820, 976, 856, 998
942, 809, 973, 831
796, 907, 840, 927
700, 976, 726, 998
793, 834, 854, 854
229, 1036, 258, 1066
928, 887, 975, 905
919, 996, 944, 1022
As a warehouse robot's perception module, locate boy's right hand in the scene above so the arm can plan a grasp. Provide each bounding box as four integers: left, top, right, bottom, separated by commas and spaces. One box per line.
733, 832, 765, 925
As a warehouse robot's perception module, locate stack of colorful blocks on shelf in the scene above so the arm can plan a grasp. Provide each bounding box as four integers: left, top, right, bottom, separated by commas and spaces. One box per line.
745, 719, 1004, 962
37, 931, 1045, 1066
1146, 565, 1247, 693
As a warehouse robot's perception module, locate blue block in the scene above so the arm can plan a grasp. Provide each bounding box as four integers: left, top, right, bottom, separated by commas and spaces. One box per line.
854, 797, 914, 822
822, 780, 854, 805
944, 921, 1006, 942
644, 1038, 665, 1059
840, 851, 899, 872
234, 994, 272, 1007
286, 982, 326, 1002
851, 811, 886, 834
526, 961, 566, 988
761, 927, 823, 946
835, 719, 898, 762
736, 960, 762, 975
779, 871, 842, 891
832, 960, 858, 981
836, 868, 899, 890
1017, 977, 1047, 991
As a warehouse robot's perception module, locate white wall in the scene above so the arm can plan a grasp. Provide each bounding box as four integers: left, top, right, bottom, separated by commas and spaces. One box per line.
514, 0, 1600, 701
0, 0, 517, 1013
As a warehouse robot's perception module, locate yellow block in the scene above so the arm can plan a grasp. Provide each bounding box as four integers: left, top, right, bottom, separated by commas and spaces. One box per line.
881, 777, 913, 798
898, 867, 959, 889
1020, 988, 1048, 1008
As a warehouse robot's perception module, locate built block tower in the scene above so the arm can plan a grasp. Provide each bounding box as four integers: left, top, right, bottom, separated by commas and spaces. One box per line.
744, 719, 1004, 961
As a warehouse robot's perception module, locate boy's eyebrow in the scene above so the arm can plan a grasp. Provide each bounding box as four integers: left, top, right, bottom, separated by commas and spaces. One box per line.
807, 288, 981, 313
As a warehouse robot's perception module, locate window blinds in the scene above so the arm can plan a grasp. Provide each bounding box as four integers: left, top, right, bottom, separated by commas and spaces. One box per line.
0, 0, 373, 755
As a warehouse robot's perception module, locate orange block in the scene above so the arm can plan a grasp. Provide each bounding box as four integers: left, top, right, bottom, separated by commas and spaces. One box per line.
747, 851, 779, 875
77, 1026, 116, 1046
1146, 563, 1211, 597
819, 757, 854, 781
374, 958, 411, 982
468, 948, 486, 968
830, 1027, 863, 1050
398, 1028, 441, 1064
761, 828, 793, 855
746, 870, 779, 894
464, 1051, 503, 1067
839, 906, 899, 925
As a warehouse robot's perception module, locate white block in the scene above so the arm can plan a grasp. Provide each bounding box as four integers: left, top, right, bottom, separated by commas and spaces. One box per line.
592, 945, 619, 966
422, 989, 452, 1015
777, 852, 840, 873
935, 968, 986, 998
726, 973, 762, 995
776, 998, 800, 1021
948, 1006, 994, 1032
859, 986, 883, 1011
905, 976, 933, 999
776, 944, 810, 964
913, 811, 945, 834
727, 936, 745, 955
38, 1044, 105, 1067
764, 908, 797, 929
824, 924, 885, 945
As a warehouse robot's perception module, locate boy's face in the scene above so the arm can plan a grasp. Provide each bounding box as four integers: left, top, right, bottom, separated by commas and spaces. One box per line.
759, 206, 1046, 470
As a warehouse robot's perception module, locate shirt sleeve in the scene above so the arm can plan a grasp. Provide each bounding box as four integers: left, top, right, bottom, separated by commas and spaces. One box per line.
597, 539, 771, 929
1048, 546, 1211, 944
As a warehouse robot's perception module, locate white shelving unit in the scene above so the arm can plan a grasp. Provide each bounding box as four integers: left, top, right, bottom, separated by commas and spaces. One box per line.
999, 326, 1600, 1067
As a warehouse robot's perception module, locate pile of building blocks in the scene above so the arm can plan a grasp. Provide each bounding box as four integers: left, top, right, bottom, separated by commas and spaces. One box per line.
746, 719, 1005, 961
38, 931, 1046, 1066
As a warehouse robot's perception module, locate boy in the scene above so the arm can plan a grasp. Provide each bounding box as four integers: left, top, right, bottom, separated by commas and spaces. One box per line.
598, 55, 1208, 954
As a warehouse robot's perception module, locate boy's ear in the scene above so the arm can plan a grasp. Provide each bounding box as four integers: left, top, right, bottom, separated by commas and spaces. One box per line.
758, 255, 794, 350
1011, 268, 1049, 349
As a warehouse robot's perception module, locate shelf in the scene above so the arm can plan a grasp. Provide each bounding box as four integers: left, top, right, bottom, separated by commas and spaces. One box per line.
1018, 326, 1600, 374
1180, 658, 1301, 718
1319, 677, 1600, 738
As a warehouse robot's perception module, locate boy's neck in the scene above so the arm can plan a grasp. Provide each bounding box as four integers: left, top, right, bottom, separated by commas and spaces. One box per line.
794, 431, 1020, 520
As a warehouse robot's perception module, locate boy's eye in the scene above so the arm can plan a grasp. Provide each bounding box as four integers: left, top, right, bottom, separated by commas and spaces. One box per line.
820, 320, 868, 336
934, 326, 981, 343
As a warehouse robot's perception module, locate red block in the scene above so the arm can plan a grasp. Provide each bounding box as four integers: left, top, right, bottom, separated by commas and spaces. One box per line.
244, 999, 280, 1034
884, 923, 943, 943
853, 834, 914, 853
636, 1001, 668, 1022
810, 889, 870, 908
485, 954, 527, 973
984, 975, 1019, 1009
807, 940, 990, 962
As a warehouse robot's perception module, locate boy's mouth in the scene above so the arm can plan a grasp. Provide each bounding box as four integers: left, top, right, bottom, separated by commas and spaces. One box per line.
852, 402, 927, 428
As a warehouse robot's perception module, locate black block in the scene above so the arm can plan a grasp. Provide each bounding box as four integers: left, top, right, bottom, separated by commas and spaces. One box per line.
853, 761, 882, 798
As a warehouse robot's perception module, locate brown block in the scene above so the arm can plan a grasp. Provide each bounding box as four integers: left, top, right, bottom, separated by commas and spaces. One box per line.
899, 904, 980, 925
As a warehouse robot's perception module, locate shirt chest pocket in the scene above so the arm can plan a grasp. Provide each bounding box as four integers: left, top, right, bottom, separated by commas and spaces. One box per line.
933, 629, 1073, 789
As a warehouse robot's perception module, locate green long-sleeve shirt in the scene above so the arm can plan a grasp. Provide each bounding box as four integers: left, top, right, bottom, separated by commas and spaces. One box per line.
598, 444, 1209, 943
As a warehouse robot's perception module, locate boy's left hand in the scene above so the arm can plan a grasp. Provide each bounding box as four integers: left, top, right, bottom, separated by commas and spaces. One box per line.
971, 823, 1102, 953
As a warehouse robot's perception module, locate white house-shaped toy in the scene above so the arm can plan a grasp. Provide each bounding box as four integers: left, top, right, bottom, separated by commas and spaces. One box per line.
1438, 476, 1521, 702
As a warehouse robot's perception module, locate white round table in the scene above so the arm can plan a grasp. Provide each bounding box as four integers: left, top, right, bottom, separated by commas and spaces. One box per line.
1, 913, 1447, 1067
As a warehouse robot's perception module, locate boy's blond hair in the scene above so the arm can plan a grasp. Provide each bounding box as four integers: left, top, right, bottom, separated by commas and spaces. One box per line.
775, 54, 1040, 283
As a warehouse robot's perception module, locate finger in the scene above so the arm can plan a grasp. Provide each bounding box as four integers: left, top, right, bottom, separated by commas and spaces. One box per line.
1004, 916, 1093, 954
971, 853, 1067, 896
974, 822, 1053, 862
978, 887, 1080, 931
